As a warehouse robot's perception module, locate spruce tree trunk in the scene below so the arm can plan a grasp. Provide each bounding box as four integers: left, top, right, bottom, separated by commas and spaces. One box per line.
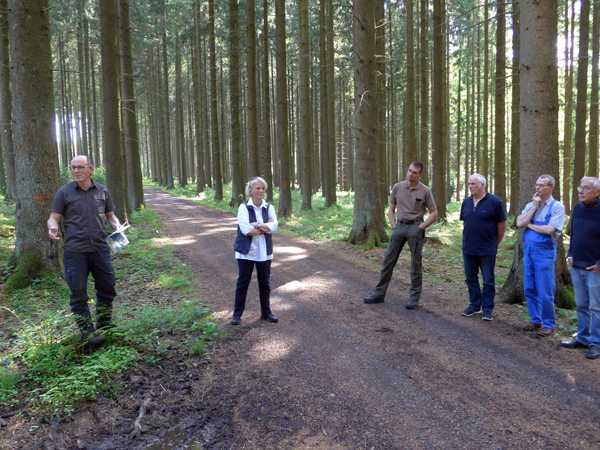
208, 0, 223, 200
387, 7, 398, 182
298, 0, 312, 210
90, 44, 101, 165
404, 0, 417, 164
326, 0, 337, 206
261, 0, 273, 201
174, 34, 187, 186
275, 0, 291, 217
99, 0, 127, 218
9, 0, 60, 269
349, 0, 386, 247
83, 10, 94, 162
432, 0, 447, 220
456, 68, 462, 201
160, 1, 174, 189
201, 35, 212, 187
59, 36, 70, 166
494, 0, 506, 203
246, 0, 259, 178
589, 0, 600, 177
0, 0, 15, 200
153, 47, 166, 185
419, 0, 429, 183
510, 0, 520, 215
572, 0, 590, 206
77, 0, 88, 156
481, 0, 489, 181
501, 0, 563, 304
119, 0, 143, 211
192, 0, 206, 193
319, 0, 330, 205
229, 0, 244, 207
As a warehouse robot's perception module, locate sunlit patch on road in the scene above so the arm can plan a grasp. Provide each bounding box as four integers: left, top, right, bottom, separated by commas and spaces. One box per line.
250, 335, 297, 362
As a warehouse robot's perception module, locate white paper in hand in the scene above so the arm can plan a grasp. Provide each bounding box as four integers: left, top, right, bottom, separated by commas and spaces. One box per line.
107, 221, 131, 254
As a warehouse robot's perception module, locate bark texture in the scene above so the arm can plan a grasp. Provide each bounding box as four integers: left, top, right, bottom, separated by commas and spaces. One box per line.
9, 0, 60, 268
349, 0, 386, 246
99, 0, 127, 218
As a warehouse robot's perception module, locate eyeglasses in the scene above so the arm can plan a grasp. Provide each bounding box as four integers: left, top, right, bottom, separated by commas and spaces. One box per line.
70, 165, 87, 171
535, 183, 551, 188
577, 185, 593, 192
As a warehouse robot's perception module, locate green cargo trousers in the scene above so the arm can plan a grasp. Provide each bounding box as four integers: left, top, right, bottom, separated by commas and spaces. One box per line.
371, 222, 425, 304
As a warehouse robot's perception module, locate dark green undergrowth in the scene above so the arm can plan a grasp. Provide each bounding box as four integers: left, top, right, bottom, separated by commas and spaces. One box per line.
151, 180, 356, 241
0, 202, 219, 414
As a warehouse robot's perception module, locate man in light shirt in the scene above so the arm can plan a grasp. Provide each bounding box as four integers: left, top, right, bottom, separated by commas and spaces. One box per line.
517, 174, 565, 337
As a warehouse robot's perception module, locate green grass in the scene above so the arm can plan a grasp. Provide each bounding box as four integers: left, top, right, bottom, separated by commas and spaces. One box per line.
152, 181, 357, 241
0, 199, 218, 414
0, 366, 19, 404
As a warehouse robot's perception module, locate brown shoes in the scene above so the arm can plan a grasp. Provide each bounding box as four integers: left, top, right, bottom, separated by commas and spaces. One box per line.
523, 323, 542, 332
536, 327, 555, 337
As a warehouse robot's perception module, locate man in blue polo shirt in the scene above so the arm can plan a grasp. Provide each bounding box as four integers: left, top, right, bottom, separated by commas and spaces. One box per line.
460, 174, 506, 321
561, 177, 600, 359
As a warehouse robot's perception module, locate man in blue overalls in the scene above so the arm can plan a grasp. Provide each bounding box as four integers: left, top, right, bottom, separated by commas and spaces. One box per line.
517, 174, 565, 337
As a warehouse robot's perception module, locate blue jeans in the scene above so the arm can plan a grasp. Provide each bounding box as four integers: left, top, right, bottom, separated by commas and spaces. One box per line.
523, 243, 556, 329
463, 253, 496, 313
570, 267, 600, 347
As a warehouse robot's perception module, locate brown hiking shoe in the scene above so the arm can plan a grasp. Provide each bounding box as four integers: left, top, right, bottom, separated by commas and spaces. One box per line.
536, 327, 555, 337
523, 323, 542, 332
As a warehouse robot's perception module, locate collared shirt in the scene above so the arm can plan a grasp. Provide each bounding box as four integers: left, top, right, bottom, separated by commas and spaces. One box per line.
568, 198, 600, 269
235, 199, 278, 262
460, 193, 506, 256
389, 180, 437, 221
51, 180, 115, 252
520, 196, 565, 231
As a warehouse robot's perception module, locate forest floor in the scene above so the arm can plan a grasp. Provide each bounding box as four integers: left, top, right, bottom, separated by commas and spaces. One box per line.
3, 188, 600, 449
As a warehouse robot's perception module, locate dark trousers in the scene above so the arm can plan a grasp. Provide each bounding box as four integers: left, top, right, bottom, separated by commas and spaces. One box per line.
234, 259, 272, 319
64, 249, 116, 333
372, 222, 425, 303
463, 253, 497, 313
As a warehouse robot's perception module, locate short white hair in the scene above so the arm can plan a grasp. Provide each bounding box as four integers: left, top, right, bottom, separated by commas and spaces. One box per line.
469, 173, 486, 186
581, 176, 600, 191
71, 155, 92, 168
537, 174, 556, 187
245, 176, 268, 197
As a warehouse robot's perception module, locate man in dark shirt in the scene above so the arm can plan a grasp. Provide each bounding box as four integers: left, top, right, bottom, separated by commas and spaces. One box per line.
48, 155, 122, 352
561, 176, 600, 359
460, 174, 506, 321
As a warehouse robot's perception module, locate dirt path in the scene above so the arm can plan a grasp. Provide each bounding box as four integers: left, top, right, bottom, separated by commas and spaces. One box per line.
134, 188, 600, 450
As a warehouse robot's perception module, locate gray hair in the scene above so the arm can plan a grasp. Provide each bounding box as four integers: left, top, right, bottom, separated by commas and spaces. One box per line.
469, 173, 486, 187
581, 176, 600, 191
537, 174, 556, 187
245, 176, 268, 197
71, 154, 92, 167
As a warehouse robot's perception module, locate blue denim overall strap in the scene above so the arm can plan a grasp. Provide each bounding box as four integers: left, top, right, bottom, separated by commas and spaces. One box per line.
523, 200, 556, 249
523, 199, 557, 329
233, 203, 272, 255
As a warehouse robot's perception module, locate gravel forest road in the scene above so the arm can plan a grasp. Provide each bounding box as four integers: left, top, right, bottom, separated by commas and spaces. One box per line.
145, 188, 600, 450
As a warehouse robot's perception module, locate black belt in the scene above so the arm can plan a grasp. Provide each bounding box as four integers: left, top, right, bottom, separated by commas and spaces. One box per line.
398, 219, 420, 225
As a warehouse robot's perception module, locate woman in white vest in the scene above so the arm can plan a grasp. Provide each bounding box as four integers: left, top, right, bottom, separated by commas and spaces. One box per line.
231, 177, 278, 325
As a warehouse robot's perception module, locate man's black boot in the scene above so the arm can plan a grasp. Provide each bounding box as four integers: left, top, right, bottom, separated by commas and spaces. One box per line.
96, 305, 114, 332
77, 315, 105, 354
82, 333, 106, 354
